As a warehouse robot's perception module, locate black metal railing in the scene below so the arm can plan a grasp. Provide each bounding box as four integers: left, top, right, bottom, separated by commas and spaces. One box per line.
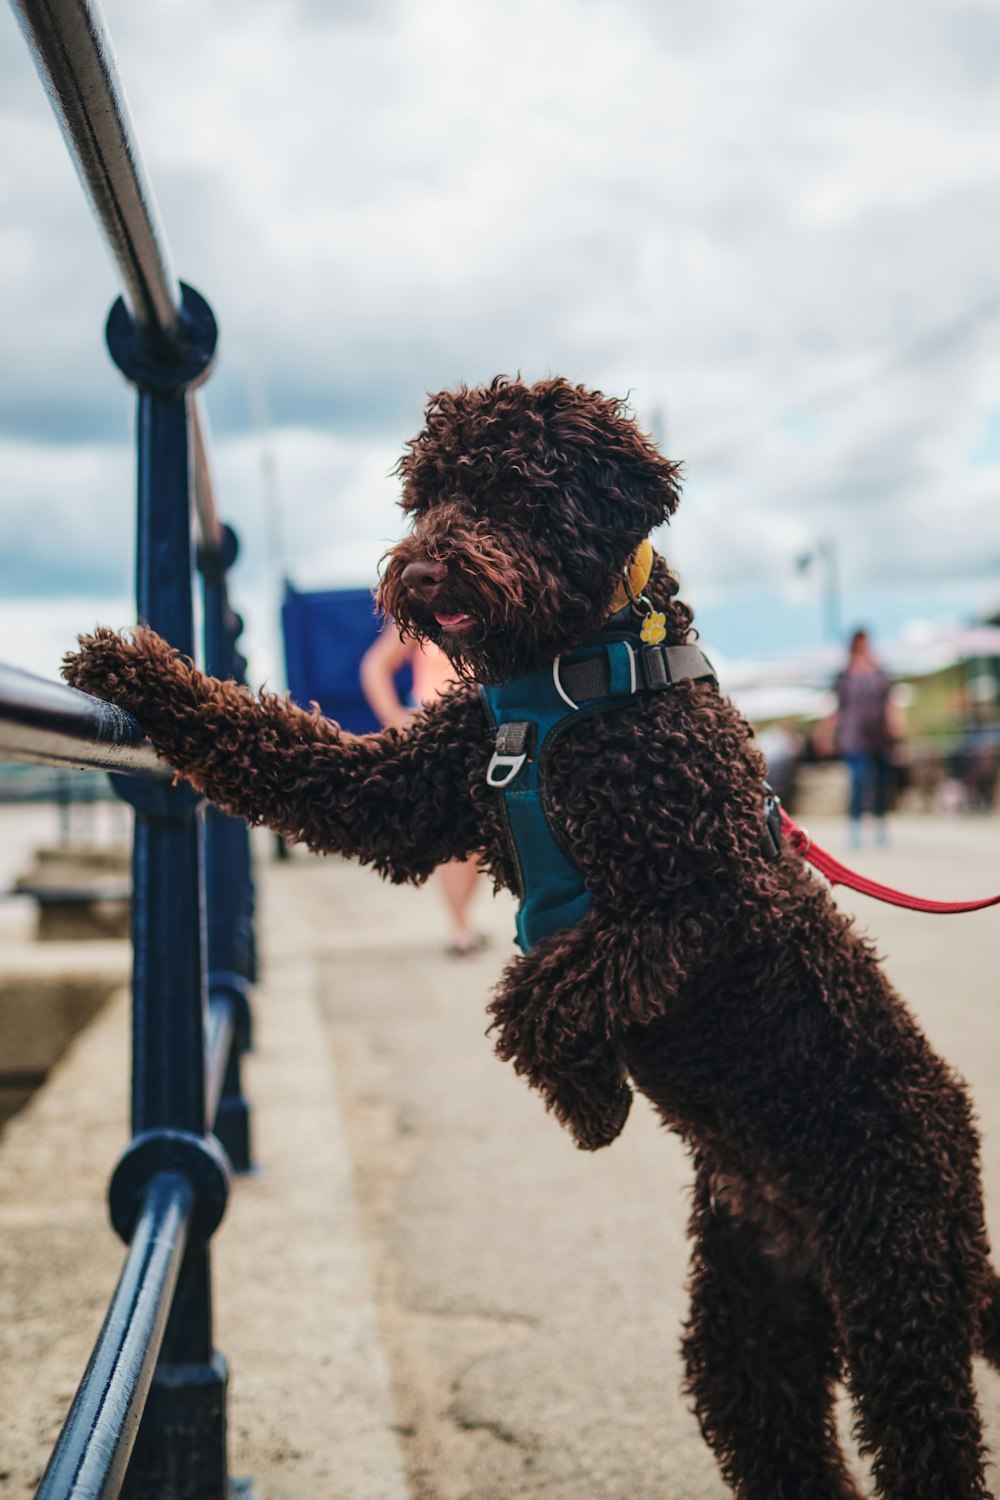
3, 1, 257, 1495
0, 665, 171, 777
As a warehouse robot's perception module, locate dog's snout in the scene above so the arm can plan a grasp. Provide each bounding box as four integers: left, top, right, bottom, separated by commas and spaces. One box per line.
401, 559, 448, 600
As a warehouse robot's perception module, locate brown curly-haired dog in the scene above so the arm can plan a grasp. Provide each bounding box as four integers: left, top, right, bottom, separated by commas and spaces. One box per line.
65, 376, 1000, 1498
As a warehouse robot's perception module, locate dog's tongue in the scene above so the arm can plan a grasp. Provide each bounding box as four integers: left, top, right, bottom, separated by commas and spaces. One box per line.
434, 612, 471, 629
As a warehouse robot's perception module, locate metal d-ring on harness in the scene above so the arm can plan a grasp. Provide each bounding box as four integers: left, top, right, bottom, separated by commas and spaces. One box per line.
479, 630, 718, 953
485, 719, 536, 789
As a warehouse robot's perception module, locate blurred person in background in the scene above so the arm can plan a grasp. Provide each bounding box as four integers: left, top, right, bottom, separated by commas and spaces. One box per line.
834, 627, 896, 848
361, 619, 486, 955
946, 677, 1000, 813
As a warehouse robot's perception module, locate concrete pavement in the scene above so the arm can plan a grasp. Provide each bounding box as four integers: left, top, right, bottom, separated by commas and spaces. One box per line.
2, 811, 1000, 1497
305, 814, 1000, 1498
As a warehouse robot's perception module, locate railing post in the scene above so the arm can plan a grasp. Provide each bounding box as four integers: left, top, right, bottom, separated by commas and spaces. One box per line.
7, 4, 256, 1492
105, 283, 234, 1500
200, 524, 256, 1172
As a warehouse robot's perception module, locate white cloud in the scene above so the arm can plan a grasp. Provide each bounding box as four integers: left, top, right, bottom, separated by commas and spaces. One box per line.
0, 0, 997, 667
0, 596, 133, 681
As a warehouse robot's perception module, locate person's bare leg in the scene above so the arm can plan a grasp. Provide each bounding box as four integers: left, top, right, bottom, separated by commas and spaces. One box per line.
435, 858, 483, 952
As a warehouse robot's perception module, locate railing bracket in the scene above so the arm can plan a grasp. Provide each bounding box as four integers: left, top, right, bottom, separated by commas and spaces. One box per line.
106, 283, 218, 396
110, 1130, 232, 1247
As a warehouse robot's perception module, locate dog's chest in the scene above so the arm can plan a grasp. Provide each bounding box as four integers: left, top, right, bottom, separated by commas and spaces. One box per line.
541, 694, 696, 895
477, 660, 765, 948
479, 688, 670, 947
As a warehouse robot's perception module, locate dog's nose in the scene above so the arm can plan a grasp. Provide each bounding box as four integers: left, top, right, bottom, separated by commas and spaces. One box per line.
401, 559, 447, 601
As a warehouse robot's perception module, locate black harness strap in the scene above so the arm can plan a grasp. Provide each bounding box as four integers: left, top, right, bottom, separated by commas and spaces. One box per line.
558, 642, 717, 704
480, 635, 719, 951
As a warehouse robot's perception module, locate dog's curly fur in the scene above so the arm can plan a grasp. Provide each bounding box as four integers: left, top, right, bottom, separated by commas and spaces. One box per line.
65, 375, 1000, 1498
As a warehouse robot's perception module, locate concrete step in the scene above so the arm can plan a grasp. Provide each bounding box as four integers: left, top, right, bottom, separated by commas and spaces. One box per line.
0, 940, 129, 1128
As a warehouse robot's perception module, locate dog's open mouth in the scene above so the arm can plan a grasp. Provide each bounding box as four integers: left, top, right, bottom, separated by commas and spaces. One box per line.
433, 611, 476, 634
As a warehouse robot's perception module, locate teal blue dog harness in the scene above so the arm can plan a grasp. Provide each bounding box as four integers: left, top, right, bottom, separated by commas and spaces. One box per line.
479, 630, 717, 953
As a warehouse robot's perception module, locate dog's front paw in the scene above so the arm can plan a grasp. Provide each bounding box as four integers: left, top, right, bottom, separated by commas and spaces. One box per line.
62, 625, 182, 714
63, 626, 138, 702
568, 1080, 633, 1152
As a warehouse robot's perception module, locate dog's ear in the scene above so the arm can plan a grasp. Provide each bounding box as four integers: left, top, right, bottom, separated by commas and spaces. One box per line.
540, 379, 683, 537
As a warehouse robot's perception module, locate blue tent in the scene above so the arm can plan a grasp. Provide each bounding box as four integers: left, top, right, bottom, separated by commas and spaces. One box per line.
281, 582, 411, 734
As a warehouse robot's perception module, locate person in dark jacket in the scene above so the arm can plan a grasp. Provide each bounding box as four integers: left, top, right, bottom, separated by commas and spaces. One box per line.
834, 627, 893, 846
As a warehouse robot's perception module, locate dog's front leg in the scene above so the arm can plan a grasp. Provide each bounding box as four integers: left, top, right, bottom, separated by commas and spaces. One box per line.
62, 625, 492, 880
487, 912, 632, 1151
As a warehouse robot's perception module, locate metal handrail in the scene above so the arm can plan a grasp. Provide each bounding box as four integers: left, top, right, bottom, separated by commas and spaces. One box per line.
0, 662, 170, 778
34, 1173, 194, 1500
8, 0, 256, 1492
205, 994, 236, 1127
192, 400, 221, 556
9, 0, 220, 550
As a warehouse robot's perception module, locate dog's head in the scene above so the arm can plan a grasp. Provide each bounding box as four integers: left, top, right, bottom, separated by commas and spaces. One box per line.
379, 376, 690, 683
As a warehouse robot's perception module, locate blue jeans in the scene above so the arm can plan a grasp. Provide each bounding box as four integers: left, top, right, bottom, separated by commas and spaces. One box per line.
845, 750, 891, 821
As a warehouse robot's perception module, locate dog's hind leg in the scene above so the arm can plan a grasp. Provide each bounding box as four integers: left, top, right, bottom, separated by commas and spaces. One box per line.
831, 1211, 991, 1500
682, 1164, 862, 1500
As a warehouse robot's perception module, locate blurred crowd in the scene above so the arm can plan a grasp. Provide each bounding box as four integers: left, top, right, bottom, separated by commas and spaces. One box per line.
757, 631, 1000, 829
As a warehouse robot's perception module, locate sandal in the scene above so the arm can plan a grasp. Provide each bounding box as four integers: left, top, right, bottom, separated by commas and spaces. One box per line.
445, 931, 488, 957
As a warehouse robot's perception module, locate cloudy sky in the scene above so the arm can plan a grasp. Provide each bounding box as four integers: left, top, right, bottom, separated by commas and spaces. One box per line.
1, 0, 998, 684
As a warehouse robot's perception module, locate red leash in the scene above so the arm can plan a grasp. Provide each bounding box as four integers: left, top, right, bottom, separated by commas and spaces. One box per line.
779, 808, 1000, 915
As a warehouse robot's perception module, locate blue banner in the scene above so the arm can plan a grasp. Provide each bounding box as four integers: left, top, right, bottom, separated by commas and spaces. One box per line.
281, 582, 411, 734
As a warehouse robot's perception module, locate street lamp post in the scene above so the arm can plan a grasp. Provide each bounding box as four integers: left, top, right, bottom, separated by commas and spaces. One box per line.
796, 540, 842, 643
